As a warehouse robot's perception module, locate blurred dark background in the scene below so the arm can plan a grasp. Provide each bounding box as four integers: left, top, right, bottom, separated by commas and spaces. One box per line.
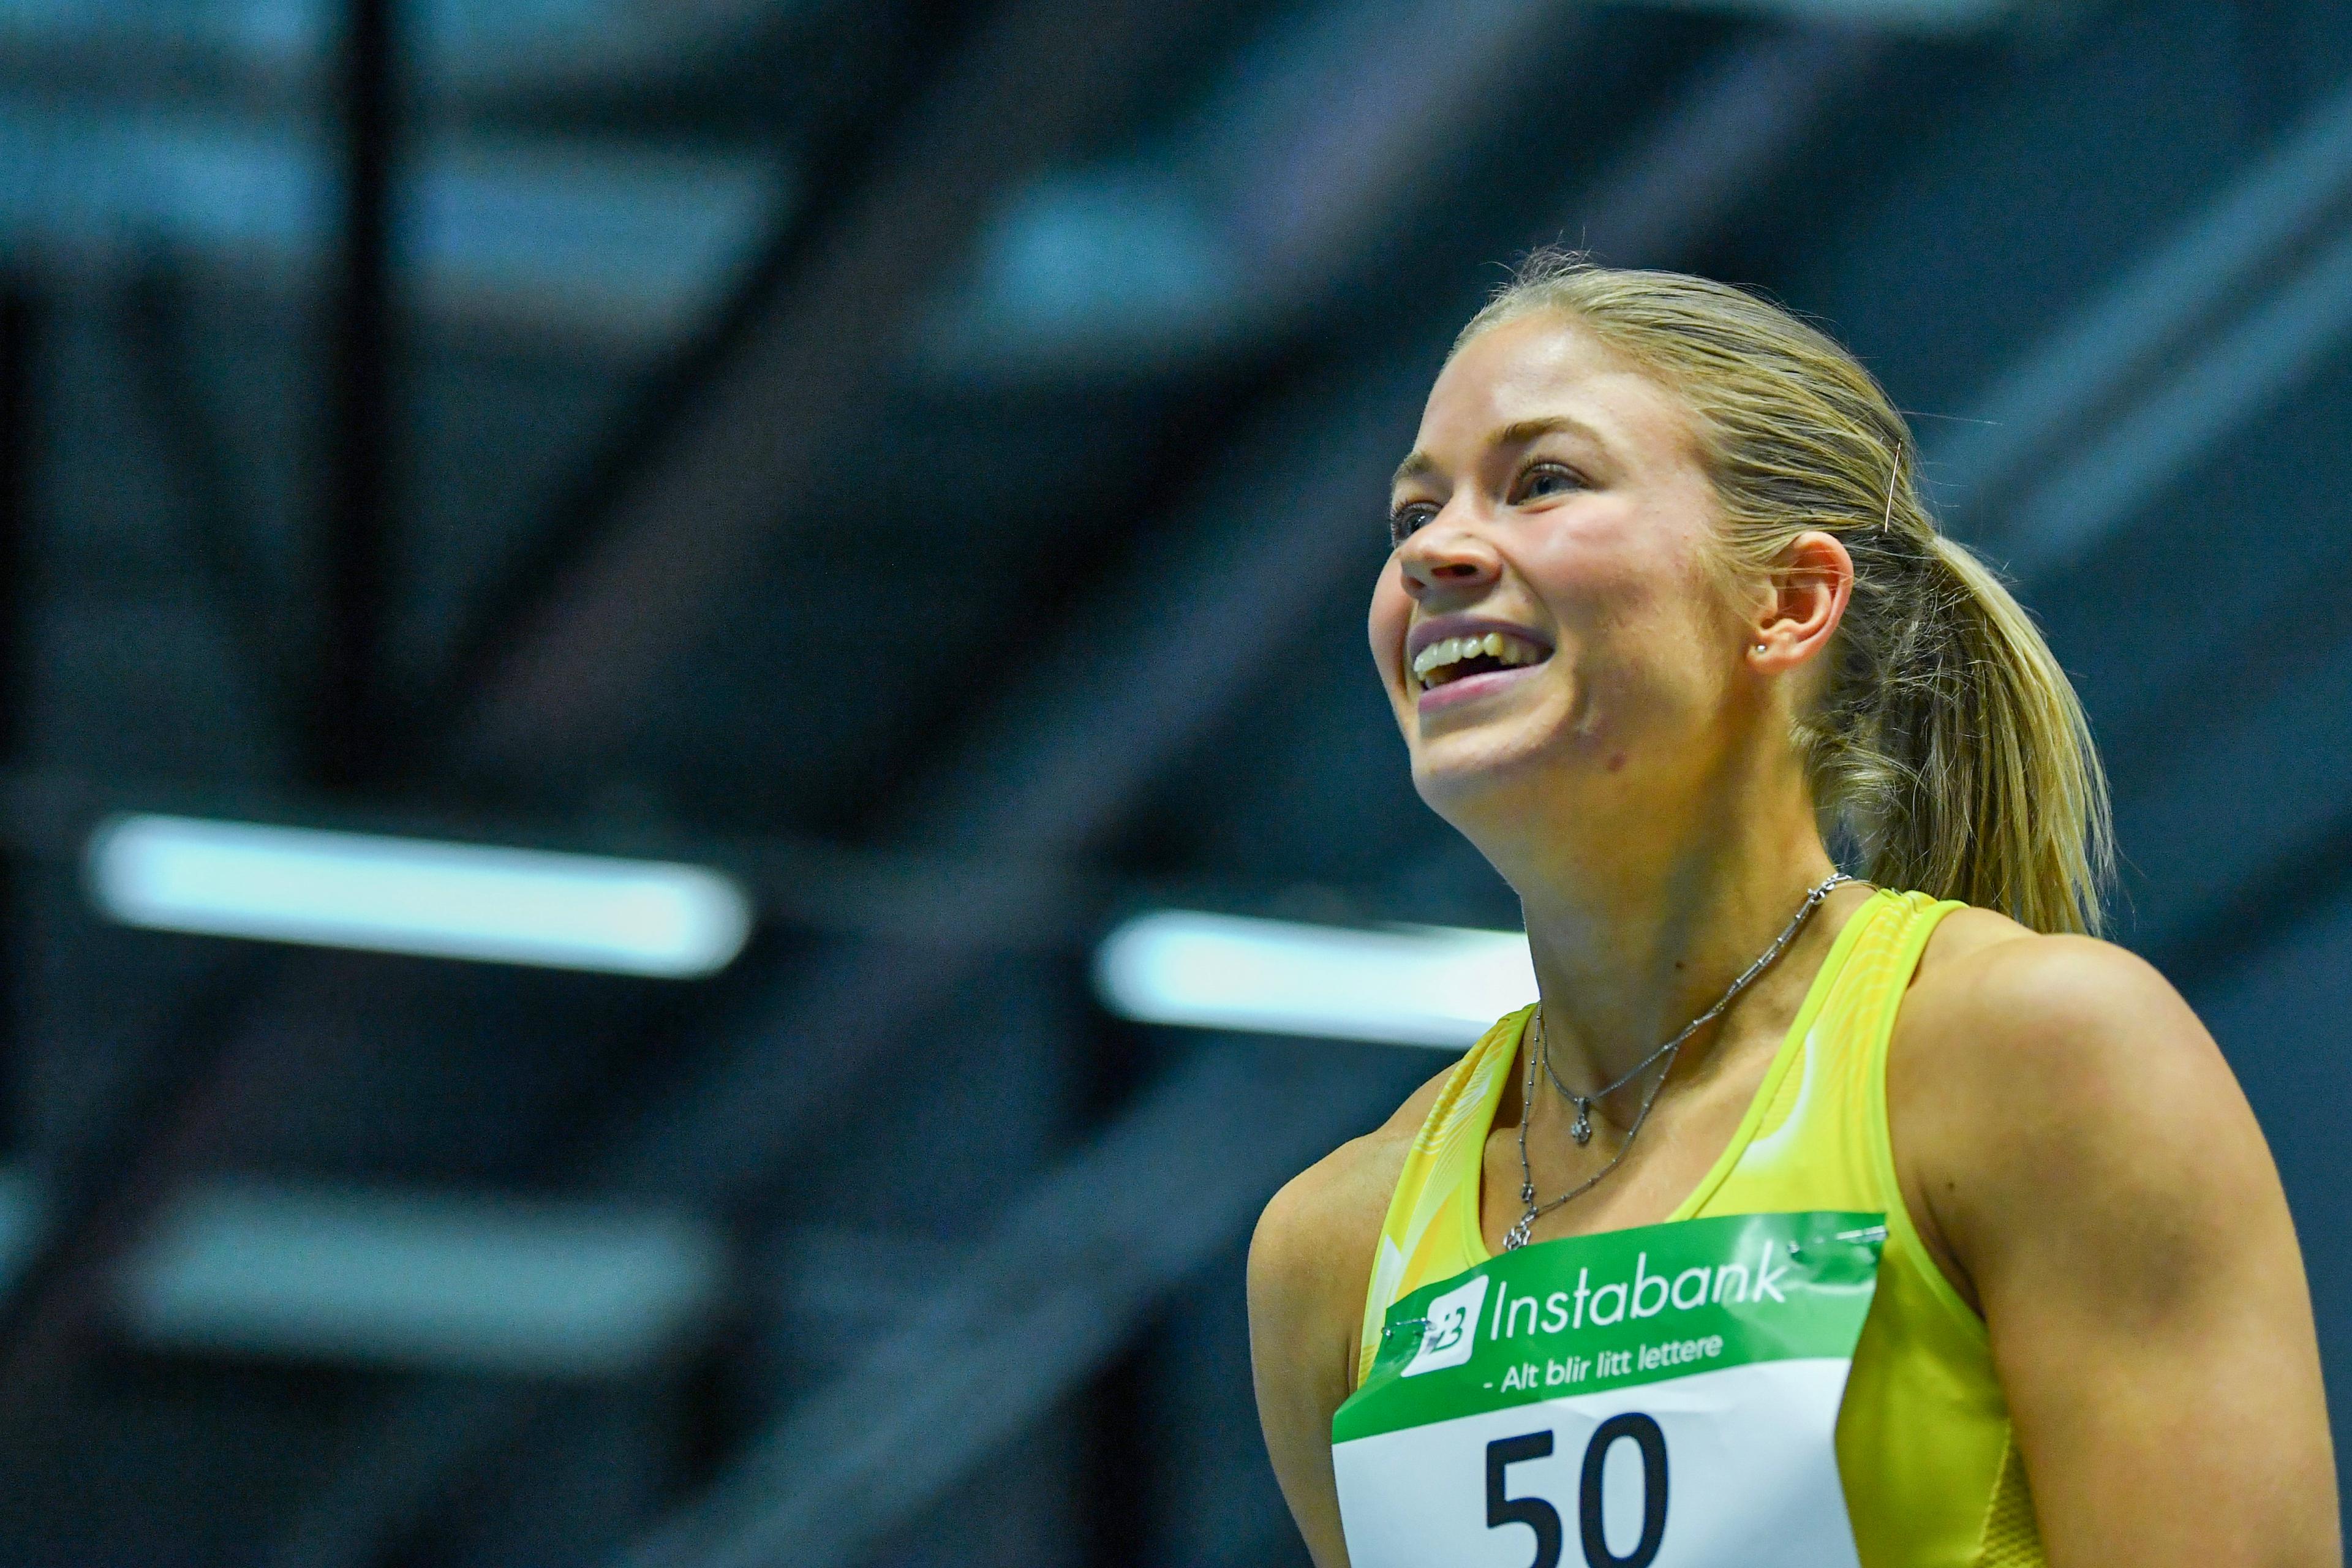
0, 0, 2344, 1564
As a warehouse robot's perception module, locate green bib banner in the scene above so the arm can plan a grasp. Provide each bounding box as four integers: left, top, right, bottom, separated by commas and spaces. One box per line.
1334, 1211, 1884, 1568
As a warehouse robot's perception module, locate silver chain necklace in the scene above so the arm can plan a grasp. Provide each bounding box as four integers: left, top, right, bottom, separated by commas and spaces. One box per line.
1504, 871, 1851, 1251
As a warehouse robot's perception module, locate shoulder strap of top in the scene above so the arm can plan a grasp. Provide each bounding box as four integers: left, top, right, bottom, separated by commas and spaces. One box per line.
1712, 888, 1961, 1210
1837, 888, 1961, 1069
1852, 889, 1984, 1333
1354, 1006, 1529, 1386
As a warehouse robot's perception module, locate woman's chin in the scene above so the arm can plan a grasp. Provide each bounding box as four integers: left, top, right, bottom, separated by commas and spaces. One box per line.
1411, 741, 1553, 817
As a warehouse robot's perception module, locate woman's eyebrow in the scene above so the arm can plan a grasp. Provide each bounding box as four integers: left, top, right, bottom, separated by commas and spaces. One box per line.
1392, 413, 1608, 492
1493, 414, 1605, 452
1390, 450, 1437, 492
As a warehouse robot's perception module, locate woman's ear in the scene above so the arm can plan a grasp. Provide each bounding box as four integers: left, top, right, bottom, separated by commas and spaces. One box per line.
1747, 530, 1853, 671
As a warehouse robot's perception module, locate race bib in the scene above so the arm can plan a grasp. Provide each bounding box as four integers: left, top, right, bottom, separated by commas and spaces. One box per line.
1333, 1211, 1883, 1568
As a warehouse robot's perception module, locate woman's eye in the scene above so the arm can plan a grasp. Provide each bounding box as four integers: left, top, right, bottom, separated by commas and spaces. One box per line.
1387, 505, 1436, 548
1514, 462, 1584, 502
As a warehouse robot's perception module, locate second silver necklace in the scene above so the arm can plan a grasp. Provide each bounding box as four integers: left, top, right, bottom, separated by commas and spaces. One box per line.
1504, 871, 1850, 1251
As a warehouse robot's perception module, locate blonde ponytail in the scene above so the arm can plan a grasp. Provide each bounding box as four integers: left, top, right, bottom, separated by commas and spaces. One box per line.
1820, 530, 2114, 934
1458, 252, 2114, 933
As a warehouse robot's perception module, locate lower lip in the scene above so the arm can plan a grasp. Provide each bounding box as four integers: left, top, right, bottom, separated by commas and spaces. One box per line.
1415, 661, 1547, 715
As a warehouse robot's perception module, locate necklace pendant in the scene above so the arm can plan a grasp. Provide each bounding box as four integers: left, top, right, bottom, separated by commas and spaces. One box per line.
1569, 1099, 1593, 1146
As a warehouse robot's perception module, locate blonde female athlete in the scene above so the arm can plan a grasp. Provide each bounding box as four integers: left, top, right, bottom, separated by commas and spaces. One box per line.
1248, 255, 2338, 1568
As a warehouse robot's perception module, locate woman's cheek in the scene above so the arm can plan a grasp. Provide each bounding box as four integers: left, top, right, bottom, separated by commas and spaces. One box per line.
1366, 573, 1412, 687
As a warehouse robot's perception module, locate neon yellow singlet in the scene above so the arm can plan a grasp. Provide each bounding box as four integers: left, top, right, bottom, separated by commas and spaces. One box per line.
1354, 889, 2043, 1568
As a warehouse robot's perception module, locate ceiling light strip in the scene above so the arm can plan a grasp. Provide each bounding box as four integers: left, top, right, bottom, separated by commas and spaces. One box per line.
1094, 909, 1534, 1049
86, 814, 753, 979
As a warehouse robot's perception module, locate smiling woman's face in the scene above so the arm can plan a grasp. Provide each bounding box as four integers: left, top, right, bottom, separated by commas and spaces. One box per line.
1369, 311, 1754, 834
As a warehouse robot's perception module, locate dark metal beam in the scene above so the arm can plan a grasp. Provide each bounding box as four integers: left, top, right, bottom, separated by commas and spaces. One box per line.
431, 0, 1243, 780
0, 0, 408, 1457
314, 0, 399, 791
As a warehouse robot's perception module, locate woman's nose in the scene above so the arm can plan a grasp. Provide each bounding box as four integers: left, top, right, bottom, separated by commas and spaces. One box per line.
1398, 519, 1501, 597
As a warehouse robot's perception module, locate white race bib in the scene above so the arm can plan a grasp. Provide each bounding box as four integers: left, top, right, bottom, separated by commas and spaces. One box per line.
1333, 1212, 1883, 1568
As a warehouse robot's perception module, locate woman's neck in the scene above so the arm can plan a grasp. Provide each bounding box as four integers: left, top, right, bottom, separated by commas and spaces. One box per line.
1495, 764, 1842, 1105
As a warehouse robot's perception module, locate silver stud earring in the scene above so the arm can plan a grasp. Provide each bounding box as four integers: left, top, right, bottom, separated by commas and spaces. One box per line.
1754, 643, 1768, 654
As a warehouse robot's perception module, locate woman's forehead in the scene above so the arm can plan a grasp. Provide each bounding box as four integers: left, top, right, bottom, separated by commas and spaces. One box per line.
1409, 313, 1689, 475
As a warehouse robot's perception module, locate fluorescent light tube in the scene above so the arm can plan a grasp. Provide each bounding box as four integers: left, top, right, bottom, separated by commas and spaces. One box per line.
1094, 910, 1535, 1049
121, 1182, 728, 1378
87, 814, 753, 978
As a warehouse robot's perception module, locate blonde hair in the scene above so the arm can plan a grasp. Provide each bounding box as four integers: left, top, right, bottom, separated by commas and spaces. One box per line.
1458, 251, 2113, 935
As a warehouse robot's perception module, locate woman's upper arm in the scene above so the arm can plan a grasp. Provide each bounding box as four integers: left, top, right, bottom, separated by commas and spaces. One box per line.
1902, 936, 2339, 1568
1248, 1148, 1387, 1568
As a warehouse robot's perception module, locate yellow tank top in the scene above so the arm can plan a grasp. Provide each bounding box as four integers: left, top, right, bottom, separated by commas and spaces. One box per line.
1354, 889, 2043, 1568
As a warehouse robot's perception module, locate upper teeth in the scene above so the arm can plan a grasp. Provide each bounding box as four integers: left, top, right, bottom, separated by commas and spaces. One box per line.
1411, 630, 1547, 684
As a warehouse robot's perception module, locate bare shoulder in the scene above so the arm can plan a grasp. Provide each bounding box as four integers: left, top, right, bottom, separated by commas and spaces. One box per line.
1252, 1058, 1456, 1300
1899, 909, 2230, 1114
1249, 1060, 1458, 1378
1891, 909, 2263, 1309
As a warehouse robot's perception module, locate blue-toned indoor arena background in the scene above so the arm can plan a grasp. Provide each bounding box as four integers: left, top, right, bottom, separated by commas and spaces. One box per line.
0, 3, 2342, 1564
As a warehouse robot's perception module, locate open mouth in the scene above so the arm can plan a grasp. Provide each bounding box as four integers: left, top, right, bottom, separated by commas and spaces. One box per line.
1410, 630, 1549, 691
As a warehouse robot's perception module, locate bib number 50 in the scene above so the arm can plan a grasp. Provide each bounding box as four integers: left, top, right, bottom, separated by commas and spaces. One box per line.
1486, 1415, 1668, 1568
